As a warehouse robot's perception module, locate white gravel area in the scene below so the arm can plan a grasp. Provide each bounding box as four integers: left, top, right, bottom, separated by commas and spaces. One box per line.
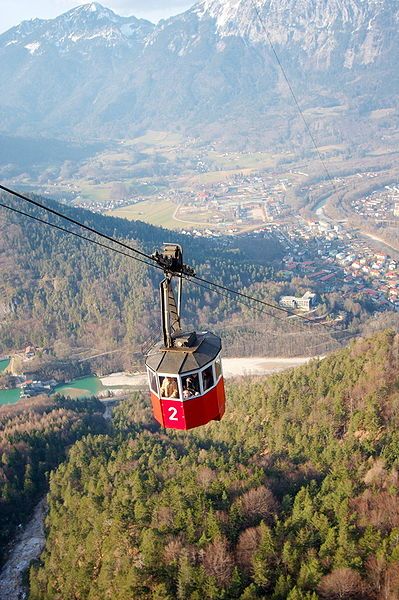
222, 356, 319, 377
100, 357, 321, 387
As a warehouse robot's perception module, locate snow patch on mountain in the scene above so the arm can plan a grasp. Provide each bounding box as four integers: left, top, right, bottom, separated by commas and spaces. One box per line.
25, 42, 41, 55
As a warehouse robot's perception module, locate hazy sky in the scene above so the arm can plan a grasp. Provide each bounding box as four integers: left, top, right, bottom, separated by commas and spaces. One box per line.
0, 0, 195, 33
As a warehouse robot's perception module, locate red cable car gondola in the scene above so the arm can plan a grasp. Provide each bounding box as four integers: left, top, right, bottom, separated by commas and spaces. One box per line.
145, 244, 225, 430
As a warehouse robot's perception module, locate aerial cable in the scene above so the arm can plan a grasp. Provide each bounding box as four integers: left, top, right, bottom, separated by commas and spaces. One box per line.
0, 188, 354, 343
0, 201, 161, 271
0, 182, 331, 323
0, 183, 157, 264
192, 273, 323, 324
249, 0, 339, 194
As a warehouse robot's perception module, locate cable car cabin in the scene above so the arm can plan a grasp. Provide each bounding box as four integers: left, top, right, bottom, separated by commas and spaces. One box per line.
145, 243, 226, 431
146, 331, 225, 430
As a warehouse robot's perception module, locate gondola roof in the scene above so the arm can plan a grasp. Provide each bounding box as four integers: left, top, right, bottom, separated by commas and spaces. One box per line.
145, 331, 221, 375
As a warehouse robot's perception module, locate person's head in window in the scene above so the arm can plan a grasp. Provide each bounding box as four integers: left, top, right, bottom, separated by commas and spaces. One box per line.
160, 376, 179, 398
183, 374, 199, 397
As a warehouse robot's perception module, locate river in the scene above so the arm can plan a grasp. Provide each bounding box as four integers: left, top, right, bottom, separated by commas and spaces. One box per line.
0, 359, 10, 373
0, 499, 47, 600
53, 376, 105, 398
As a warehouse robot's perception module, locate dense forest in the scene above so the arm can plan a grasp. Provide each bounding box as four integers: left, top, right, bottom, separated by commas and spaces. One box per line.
29, 330, 399, 599
1, 191, 393, 370
0, 193, 287, 366
0, 395, 106, 565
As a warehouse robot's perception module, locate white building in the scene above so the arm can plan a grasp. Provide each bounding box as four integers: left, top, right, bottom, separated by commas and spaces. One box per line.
280, 291, 317, 312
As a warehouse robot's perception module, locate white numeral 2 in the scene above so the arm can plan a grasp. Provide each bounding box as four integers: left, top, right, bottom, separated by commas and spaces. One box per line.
168, 407, 178, 421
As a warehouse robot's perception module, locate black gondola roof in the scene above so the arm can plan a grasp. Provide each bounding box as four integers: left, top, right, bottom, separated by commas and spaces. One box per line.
145, 331, 221, 375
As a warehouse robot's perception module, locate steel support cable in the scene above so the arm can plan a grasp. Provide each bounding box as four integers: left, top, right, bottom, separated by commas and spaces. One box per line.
249, 0, 339, 194
0, 201, 161, 271
185, 275, 349, 353
184, 275, 336, 351
0, 190, 354, 344
0, 183, 157, 264
0, 182, 337, 324
193, 273, 322, 324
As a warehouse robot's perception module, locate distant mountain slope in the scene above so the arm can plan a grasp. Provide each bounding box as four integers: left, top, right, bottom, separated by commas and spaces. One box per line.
0, 0, 398, 146
0, 3, 154, 138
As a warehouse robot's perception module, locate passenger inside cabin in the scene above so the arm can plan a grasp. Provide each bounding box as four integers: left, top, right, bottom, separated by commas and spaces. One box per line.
160, 376, 179, 398
182, 374, 200, 398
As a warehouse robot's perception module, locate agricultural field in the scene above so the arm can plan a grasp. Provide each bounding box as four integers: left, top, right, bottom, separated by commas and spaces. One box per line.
207, 150, 280, 170
109, 199, 181, 229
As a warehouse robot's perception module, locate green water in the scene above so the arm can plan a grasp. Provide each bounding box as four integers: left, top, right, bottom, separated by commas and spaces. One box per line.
0, 375, 104, 406
0, 358, 10, 373
0, 388, 21, 406
53, 376, 104, 399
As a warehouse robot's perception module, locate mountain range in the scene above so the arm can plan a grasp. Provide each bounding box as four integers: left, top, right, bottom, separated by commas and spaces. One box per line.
0, 0, 398, 147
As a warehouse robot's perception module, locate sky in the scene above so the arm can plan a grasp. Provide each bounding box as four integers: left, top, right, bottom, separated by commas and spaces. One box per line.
0, 0, 195, 33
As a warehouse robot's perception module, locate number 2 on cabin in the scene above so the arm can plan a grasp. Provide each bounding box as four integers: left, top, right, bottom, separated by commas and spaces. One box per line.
162, 401, 185, 427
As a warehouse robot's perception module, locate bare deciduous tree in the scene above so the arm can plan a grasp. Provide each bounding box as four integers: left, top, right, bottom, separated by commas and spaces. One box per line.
202, 536, 234, 586
318, 567, 366, 599
234, 485, 277, 524
236, 526, 261, 570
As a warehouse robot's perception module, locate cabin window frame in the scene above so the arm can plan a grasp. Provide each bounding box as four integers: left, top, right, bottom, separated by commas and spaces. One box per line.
181, 371, 201, 399
214, 355, 223, 383
201, 363, 215, 393
155, 354, 222, 401
157, 374, 182, 400
147, 367, 159, 396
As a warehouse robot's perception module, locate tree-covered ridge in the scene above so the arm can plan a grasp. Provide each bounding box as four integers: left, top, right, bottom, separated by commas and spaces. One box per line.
0, 395, 106, 565
0, 194, 280, 362
30, 331, 399, 599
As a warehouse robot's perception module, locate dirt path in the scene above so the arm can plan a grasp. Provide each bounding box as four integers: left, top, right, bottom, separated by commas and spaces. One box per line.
0, 499, 47, 600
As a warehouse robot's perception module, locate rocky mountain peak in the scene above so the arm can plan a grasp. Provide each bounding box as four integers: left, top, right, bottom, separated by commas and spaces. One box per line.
190, 0, 392, 47
0, 3, 154, 54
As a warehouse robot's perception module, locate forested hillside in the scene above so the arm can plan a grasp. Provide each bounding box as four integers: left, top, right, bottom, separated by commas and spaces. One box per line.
0, 395, 106, 564
1, 192, 327, 366
29, 330, 399, 599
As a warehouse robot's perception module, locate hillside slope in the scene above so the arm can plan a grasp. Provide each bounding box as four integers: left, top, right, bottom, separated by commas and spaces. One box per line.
29, 330, 399, 599
0, 192, 281, 365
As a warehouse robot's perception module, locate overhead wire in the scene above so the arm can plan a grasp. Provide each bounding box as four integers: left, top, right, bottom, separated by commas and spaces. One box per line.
0, 183, 157, 264
0, 201, 161, 271
249, 0, 339, 194
0, 183, 327, 323
0, 187, 354, 347
185, 273, 354, 347
193, 273, 324, 324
